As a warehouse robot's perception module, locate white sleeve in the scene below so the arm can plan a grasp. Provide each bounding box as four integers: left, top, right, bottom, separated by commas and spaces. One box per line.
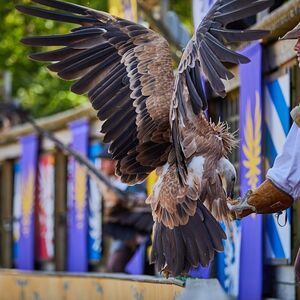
267, 123, 300, 199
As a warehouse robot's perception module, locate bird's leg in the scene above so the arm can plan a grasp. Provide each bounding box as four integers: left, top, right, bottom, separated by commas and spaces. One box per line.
162, 270, 171, 279
227, 190, 256, 218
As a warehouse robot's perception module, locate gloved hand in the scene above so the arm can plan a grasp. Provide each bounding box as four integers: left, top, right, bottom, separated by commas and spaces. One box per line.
229, 179, 293, 219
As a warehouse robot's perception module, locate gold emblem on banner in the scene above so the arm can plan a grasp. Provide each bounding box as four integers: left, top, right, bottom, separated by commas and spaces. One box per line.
22, 171, 34, 236
242, 91, 262, 190
75, 165, 87, 229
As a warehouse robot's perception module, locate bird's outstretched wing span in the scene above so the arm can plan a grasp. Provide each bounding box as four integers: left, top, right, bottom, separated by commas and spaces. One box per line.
171, 0, 271, 183
17, 0, 174, 185
17, 0, 272, 276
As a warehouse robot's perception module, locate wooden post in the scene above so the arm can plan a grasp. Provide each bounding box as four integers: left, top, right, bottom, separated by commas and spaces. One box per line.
0, 160, 13, 268
54, 152, 67, 271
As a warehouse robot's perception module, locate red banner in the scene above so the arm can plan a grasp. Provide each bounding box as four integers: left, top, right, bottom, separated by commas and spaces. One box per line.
35, 154, 55, 261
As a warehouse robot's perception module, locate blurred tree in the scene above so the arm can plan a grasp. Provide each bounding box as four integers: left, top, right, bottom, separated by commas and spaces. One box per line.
0, 0, 108, 117
169, 0, 193, 33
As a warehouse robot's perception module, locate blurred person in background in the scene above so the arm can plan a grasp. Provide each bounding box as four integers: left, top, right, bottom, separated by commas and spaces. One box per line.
99, 145, 153, 274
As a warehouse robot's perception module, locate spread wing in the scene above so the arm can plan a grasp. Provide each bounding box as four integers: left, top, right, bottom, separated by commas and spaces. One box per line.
17, 0, 174, 184
148, 0, 273, 276
17, 0, 273, 277
171, 0, 272, 182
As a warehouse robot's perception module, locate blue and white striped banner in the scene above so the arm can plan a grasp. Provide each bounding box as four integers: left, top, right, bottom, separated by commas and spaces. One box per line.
264, 72, 291, 263
88, 143, 103, 263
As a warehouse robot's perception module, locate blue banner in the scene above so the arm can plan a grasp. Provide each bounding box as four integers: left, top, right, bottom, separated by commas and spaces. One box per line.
67, 119, 89, 272
12, 161, 21, 264
125, 242, 146, 275
17, 134, 39, 270
239, 42, 264, 300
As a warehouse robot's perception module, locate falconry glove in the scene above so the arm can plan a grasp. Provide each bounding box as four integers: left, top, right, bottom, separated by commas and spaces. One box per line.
230, 179, 293, 219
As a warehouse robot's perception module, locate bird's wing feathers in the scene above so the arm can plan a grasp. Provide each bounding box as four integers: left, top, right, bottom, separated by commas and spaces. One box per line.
17, 0, 273, 276
179, 0, 272, 97
17, 0, 174, 184
148, 118, 234, 226
171, 0, 272, 183
147, 163, 200, 228
147, 161, 228, 275
149, 0, 272, 275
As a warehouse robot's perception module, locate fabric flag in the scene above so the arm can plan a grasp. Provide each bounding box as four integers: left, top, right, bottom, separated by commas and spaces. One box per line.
189, 264, 211, 279
125, 241, 146, 275
12, 161, 21, 264
109, 0, 137, 22
264, 73, 291, 263
17, 134, 39, 270
88, 143, 103, 263
35, 154, 55, 262
217, 222, 241, 297
67, 119, 89, 272
239, 42, 264, 300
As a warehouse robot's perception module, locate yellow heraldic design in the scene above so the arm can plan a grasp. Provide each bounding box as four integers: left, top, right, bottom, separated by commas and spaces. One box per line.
22, 171, 34, 236
242, 91, 262, 190
74, 164, 87, 229
109, 0, 137, 21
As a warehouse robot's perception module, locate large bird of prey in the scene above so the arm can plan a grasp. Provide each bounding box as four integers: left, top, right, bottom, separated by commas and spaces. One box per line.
16, 0, 272, 276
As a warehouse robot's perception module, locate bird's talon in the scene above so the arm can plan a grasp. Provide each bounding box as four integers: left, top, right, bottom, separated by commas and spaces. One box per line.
228, 190, 256, 213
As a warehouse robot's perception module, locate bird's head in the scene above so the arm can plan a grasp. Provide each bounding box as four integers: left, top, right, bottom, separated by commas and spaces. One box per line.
217, 157, 236, 199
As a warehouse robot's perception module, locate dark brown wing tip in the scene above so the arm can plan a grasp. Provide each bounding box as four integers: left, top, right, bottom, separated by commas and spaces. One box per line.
151, 201, 226, 276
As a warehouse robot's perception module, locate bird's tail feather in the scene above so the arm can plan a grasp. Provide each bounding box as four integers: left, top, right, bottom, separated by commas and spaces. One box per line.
150, 200, 226, 276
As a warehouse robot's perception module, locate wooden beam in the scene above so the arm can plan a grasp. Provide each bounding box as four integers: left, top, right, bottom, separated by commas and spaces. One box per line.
0, 160, 13, 268
0, 103, 97, 146
252, 0, 300, 43
0, 143, 20, 161
264, 39, 296, 74
0, 270, 184, 300
223, 0, 300, 92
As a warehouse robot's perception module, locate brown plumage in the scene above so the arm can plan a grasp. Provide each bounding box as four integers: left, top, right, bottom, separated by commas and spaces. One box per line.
17, 0, 273, 276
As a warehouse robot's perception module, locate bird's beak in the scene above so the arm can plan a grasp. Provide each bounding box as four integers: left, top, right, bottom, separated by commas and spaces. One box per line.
219, 173, 235, 199
226, 181, 235, 199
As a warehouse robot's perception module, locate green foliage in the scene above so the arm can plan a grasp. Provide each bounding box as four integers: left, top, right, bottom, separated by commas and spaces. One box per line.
169, 0, 193, 34
0, 0, 108, 117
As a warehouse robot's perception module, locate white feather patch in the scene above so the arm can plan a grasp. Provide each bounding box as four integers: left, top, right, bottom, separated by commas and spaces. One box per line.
188, 156, 205, 184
